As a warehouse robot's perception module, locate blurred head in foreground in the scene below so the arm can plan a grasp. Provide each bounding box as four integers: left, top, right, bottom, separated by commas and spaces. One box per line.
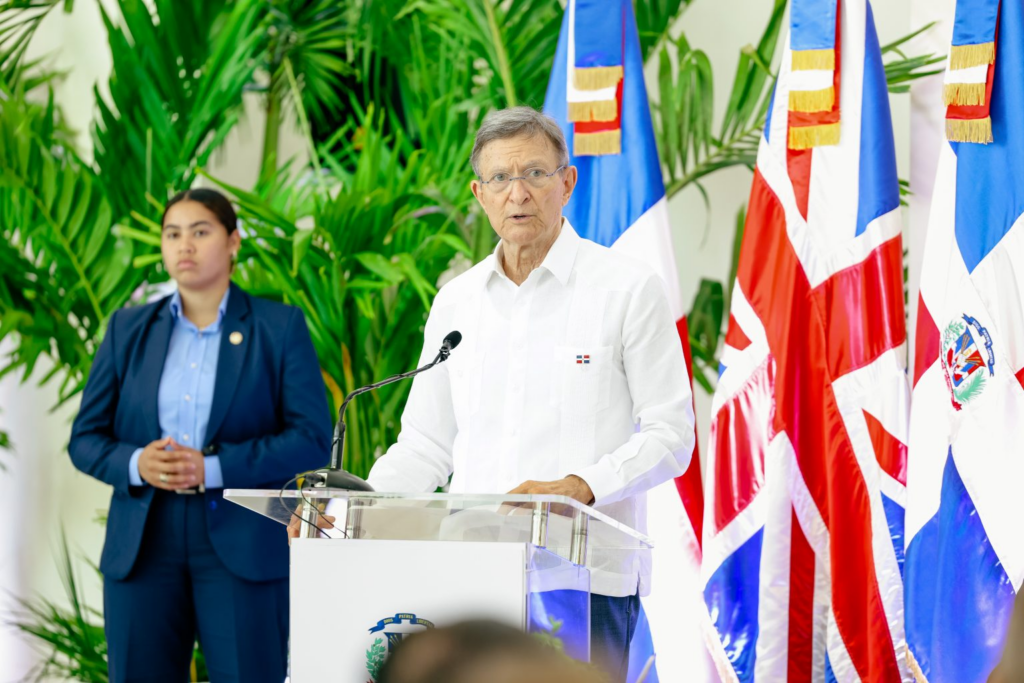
377, 620, 606, 683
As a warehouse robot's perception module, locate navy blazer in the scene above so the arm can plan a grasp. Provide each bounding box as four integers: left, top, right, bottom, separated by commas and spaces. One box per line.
69, 283, 332, 582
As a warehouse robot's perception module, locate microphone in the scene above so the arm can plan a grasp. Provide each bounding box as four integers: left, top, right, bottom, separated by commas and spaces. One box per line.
304, 331, 463, 490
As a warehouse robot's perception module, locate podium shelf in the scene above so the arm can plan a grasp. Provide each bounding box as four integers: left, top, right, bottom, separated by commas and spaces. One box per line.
224, 489, 653, 568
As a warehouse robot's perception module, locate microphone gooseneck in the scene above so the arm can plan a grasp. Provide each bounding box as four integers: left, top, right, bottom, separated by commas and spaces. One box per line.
306, 331, 462, 490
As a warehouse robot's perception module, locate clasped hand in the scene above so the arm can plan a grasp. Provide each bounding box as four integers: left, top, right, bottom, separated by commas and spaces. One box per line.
138, 436, 205, 490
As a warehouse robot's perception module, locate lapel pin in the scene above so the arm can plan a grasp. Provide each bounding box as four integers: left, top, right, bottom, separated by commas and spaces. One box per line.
229, 331, 243, 345
575, 354, 590, 366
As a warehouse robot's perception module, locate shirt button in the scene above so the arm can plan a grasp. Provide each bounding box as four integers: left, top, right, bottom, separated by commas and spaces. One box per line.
183, 434, 190, 442
184, 394, 192, 402
190, 363, 198, 370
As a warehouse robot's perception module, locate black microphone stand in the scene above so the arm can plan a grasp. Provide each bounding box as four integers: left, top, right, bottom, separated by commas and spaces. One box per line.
305, 333, 460, 490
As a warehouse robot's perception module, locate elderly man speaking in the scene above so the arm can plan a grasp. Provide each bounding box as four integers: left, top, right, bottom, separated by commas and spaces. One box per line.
366, 106, 695, 680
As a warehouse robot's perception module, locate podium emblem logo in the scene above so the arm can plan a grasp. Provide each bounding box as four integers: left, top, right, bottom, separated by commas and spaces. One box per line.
365, 612, 435, 682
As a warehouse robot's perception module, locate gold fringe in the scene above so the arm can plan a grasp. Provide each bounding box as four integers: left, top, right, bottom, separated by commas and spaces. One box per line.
946, 116, 993, 143
907, 649, 930, 683
942, 81, 986, 106
567, 99, 618, 122
574, 129, 621, 156
950, 41, 995, 70
792, 48, 835, 71
789, 86, 835, 112
573, 65, 623, 91
789, 122, 841, 149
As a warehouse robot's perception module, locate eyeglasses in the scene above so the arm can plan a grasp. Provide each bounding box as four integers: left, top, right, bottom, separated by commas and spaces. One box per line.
478, 165, 566, 193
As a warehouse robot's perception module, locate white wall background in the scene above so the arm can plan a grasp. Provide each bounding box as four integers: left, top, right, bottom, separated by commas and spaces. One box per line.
0, 1, 943, 680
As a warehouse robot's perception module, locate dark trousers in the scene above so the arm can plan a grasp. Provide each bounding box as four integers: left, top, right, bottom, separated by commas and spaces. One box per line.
104, 491, 289, 683
591, 591, 641, 683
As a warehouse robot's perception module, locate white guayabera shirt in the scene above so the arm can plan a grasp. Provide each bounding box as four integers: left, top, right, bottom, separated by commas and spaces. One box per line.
367, 219, 696, 597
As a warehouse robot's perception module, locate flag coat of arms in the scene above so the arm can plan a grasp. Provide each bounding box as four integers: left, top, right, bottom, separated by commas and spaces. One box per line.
702, 0, 910, 680
905, 0, 1024, 680
544, 1, 707, 679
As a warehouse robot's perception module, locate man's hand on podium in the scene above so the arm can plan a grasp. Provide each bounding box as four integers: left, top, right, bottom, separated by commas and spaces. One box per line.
507, 475, 595, 506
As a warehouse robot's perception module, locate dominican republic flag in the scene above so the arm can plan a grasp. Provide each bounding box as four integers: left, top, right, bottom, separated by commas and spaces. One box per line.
905, 0, 1024, 680
702, 0, 911, 680
544, 1, 707, 680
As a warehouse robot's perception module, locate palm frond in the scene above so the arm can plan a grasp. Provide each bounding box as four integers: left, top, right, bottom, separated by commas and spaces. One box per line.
197, 114, 469, 477
397, 0, 561, 108
882, 24, 945, 93
687, 278, 726, 394
657, 0, 785, 200
266, 0, 355, 125
256, 0, 357, 183
635, 0, 693, 63
10, 526, 209, 681
0, 0, 72, 89
92, 0, 265, 226
0, 88, 141, 404
10, 528, 108, 683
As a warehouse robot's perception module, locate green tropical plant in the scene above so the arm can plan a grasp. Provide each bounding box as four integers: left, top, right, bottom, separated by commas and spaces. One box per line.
256, 0, 355, 184
655, 0, 786, 201
0, 86, 135, 406
12, 530, 108, 682
0, 0, 270, 412
92, 0, 265, 226
0, 0, 73, 91
12, 529, 208, 682
207, 111, 470, 475
397, 0, 563, 108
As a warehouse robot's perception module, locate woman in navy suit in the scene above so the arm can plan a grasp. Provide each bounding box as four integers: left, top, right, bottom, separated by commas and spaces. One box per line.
70, 189, 332, 682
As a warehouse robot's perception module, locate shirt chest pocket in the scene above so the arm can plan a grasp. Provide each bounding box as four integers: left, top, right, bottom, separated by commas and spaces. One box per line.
550, 345, 614, 416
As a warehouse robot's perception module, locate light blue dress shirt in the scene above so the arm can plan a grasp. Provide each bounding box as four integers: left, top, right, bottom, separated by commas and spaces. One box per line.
128, 288, 229, 488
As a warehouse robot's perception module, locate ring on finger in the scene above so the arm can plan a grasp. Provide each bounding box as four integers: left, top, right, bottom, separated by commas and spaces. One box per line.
159, 472, 169, 483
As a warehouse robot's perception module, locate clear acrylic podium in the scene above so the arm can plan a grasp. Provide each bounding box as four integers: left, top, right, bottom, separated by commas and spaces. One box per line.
224, 489, 653, 683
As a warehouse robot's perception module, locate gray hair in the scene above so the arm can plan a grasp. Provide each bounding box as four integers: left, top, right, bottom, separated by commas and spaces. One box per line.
470, 106, 570, 178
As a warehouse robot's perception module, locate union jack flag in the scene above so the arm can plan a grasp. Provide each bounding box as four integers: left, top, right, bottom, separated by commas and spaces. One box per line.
701, 0, 910, 680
